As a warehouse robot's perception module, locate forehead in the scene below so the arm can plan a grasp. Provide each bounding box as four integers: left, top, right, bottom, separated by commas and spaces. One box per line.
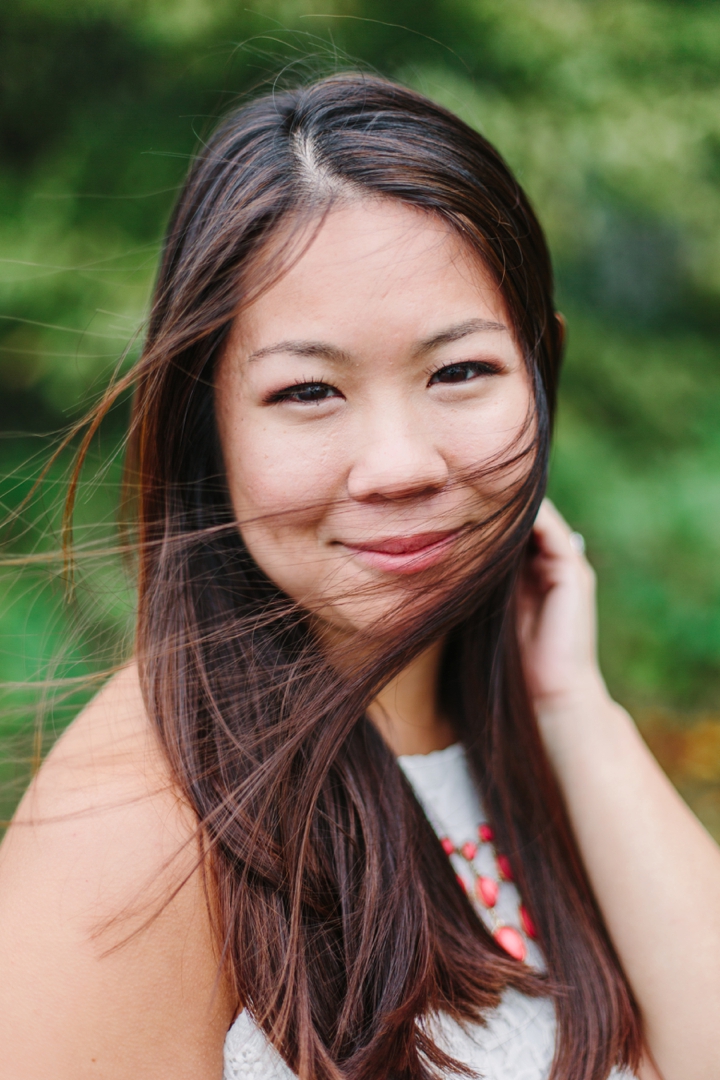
229, 199, 515, 354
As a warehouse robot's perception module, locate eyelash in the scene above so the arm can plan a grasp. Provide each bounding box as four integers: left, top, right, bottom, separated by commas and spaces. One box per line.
265, 377, 342, 405
266, 360, 501, 405
426, 359, 502, 384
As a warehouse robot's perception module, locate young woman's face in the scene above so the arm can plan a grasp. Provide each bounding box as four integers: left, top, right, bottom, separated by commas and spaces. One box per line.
216, 199, 533, 631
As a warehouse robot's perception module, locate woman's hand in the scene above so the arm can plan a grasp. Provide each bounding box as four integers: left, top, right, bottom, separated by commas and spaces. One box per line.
516, 498, 606, 714
516, 503, 720, 1080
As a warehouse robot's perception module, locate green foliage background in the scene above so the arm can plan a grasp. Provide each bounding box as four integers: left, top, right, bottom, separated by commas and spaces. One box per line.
1, 0, 719, 821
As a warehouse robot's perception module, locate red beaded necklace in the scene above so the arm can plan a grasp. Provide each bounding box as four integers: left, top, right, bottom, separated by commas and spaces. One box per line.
440, 822, 538, 962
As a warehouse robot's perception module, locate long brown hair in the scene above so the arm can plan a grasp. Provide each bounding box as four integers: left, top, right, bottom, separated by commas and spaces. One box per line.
84, 74, 641, 1079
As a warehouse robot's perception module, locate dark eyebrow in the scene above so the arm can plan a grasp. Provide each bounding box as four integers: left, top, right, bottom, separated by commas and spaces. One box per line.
414, 318, 509, 355
247, 340, 352, 363
247, 318, 508, 364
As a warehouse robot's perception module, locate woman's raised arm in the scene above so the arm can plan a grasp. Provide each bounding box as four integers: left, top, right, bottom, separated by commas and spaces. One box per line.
518, 500, 720, 1080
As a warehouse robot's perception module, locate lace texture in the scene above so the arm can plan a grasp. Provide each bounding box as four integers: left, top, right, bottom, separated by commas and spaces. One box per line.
223, 744, 635, 1080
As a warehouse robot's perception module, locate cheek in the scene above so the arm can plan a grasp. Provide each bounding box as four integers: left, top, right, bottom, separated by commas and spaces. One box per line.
215, 373, 351, 607
224, 420, 339, 521
446, 381, 534, 473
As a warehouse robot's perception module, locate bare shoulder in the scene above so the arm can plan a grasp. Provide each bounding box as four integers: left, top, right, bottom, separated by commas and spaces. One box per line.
16, 661, 182, 823
4, 663, 195, 902
0, 663, 235, 1079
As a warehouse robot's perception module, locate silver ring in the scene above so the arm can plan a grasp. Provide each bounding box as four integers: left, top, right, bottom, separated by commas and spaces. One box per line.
569, 531, 586, 555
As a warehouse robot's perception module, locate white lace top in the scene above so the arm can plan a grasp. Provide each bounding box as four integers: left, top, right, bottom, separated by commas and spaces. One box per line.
223, 743, 634, 1080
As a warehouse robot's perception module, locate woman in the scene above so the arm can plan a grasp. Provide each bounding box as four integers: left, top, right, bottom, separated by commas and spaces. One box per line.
0, 74, 718, 1080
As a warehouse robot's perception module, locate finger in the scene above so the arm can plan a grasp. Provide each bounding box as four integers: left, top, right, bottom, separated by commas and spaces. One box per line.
533, 499, 572, 548
533, 499, 585, 561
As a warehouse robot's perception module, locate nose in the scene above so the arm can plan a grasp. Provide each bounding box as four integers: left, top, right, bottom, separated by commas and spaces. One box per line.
346, 408, 450, 501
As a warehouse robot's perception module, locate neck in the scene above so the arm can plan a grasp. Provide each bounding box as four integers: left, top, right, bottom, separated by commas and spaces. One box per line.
367, 638, 456, 757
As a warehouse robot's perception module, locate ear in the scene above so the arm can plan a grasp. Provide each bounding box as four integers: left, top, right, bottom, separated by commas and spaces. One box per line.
554, 312, 567, 354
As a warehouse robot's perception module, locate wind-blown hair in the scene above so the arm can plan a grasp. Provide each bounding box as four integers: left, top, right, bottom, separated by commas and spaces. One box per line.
93, 74, 641, 1079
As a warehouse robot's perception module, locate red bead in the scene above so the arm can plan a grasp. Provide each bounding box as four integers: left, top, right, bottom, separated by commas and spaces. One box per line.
456, 874, 467, 893
519, 904, 538, 939
478, 824, 494, 843
441, 837, 455, 856
494, 925, 527, 962
475, 876, 499, 908
461, 841, 478, 861
496, 854, 514, 882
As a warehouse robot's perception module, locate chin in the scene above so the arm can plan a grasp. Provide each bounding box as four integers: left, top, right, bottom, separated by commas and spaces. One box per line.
310, 582, 444, 643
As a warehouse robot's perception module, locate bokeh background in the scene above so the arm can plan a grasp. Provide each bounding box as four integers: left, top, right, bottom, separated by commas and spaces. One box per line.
1, 0, 719, 834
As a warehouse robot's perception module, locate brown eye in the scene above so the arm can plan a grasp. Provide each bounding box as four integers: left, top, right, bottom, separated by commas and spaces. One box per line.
291, 384, 337, 403
271, 382, 343, 404
429, 361, 496, 385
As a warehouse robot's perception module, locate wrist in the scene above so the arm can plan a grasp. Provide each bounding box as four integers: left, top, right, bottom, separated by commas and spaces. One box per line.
532, 670, 612, 721
532, 673, 628, 769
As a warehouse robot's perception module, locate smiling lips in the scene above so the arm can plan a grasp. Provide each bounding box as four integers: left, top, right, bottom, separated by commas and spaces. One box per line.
341, 530, 461, 574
